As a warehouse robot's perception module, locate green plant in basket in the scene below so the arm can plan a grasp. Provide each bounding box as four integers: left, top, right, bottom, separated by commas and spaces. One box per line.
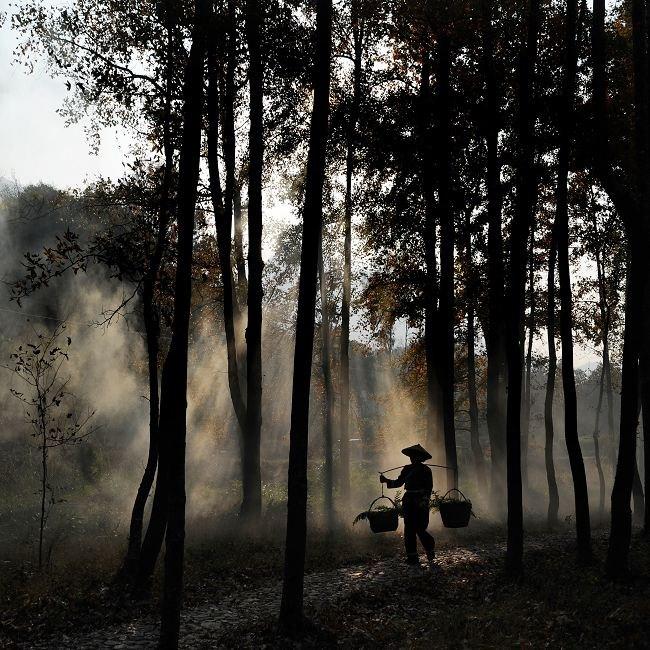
354, 487, 475, 531
353, 490, 403, 526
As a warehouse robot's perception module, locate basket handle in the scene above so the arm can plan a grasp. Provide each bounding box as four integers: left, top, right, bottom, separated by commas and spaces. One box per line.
369, 495, 397, 511
441, 488, 470, 502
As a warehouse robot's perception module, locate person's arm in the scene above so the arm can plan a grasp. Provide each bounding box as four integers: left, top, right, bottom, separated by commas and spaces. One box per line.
382, 467, 408, 488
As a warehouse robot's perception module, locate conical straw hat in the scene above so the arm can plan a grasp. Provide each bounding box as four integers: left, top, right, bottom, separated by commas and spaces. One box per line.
401, 443, 432, 461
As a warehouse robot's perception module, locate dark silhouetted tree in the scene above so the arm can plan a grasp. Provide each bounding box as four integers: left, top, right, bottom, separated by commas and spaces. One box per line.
279, 0, 332, 633
158, 0, 208, 643
505, 0, 540, 574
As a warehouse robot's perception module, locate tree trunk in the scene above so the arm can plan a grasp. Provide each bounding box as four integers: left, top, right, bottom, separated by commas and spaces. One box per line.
209, 0, 259, 518
123, 14, 175, 576
593, 362, 606, 524
636, 0, 650, 538
136, 446, 169, 589
633, 453, 645, 525
467, 301, 485, 488
481, 0, 507, 518
437, 32, 457, 491
136, 307, 171, 589
505, 0, 540, 574
243, 0, 264, 520
222, 0, 237, 244
234, 181, 248, 297
279, 0, 332, 633
39, 438, 47, 570
556, 0, 591, 562
158, 0, 207, 643
339, 0, 363, 505
595, 248, 617, 470
418, 51, 443, 457
123, 293, 160, 570
545, 222, 560, 528
604, 337, 616, 468
207, 26, 247, 433
606, 0, 648, 578
318, 240, 335, 532
632, 397, 644, 526
222, 0, 254, 516
522, 231, 535, 494
641, 356, 650, 533
607, 252, 643, 576
223, 0, 247, 396
464, 204, 485, 487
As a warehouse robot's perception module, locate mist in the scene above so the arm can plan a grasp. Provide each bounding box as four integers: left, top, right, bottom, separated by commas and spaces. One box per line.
0, 182, 623, 561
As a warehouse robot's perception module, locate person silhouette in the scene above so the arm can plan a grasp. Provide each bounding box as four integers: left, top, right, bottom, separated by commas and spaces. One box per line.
380, 444, 436, 566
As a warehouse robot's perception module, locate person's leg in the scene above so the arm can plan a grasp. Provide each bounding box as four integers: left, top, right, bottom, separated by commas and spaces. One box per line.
402, 496, 419, 563
404, 514, 419, 564
415, 504, 435, 561
417, 528, 436, 560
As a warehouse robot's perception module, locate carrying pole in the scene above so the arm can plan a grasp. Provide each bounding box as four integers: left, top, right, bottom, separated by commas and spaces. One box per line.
378, 463, 459, 484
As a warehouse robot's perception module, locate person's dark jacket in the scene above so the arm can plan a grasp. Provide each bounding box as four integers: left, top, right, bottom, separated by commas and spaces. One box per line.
385, 463, 433, 493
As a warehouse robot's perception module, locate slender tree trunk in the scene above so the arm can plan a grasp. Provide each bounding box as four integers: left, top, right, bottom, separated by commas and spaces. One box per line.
437, 32, 457, 490
593, 362, 606, 524
641, 356, 650, 533
606, 0, 648, 578
207, 27, 247, 432
506, 0, 540, 574
481, 0, 507, 518
137, 448, 169, 588
222, 0, 257, 516
279, 0, 332, 632
39, 438, 47, 570
467, 300, 485, 488
608, 252, 643, 576
595, 249, 617, 470
136, 305, 171, 588
604, 339, 616, 467
545, 223, 560, 528
124, 16, 175, 575
339, 0, 362, 505
223, 0, 237, 241
587, 0, 643, 553
124, 297, 160, 569
464, 204, 485, 487
638, 0, 650, 538
632, 398, 644, 525
233, 182, 248, 297
418, 51, 443, 456
633, 453, 645, 525
318, 241, 335, 532
209, 3, 258, 520
223, 0, 248, 413
158, 0, 207, 643
557, 0, 591, 562
522, 231, 535, 494
243, 0, 264, 520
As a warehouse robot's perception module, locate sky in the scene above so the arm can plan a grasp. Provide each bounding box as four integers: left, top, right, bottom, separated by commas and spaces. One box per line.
0, 4, 292, 250
0, 1, 127, 189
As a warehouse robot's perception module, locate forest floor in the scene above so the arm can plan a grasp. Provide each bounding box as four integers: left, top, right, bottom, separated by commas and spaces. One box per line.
2, 525, 650, 648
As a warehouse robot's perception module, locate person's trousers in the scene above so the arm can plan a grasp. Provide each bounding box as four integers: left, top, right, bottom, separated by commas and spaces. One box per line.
402, 492, 435, 562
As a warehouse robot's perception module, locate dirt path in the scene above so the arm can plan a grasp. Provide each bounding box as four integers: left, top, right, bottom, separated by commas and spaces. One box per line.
15, 531, 650, 649
19, 542, 498, 649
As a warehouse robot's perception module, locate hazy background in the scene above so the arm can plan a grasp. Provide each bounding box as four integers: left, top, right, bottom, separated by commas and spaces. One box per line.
0, 0, 624, 571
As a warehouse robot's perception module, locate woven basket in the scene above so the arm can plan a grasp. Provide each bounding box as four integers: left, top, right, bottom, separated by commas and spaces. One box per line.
438, 489, 472, 528
367, 496, 399, 533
